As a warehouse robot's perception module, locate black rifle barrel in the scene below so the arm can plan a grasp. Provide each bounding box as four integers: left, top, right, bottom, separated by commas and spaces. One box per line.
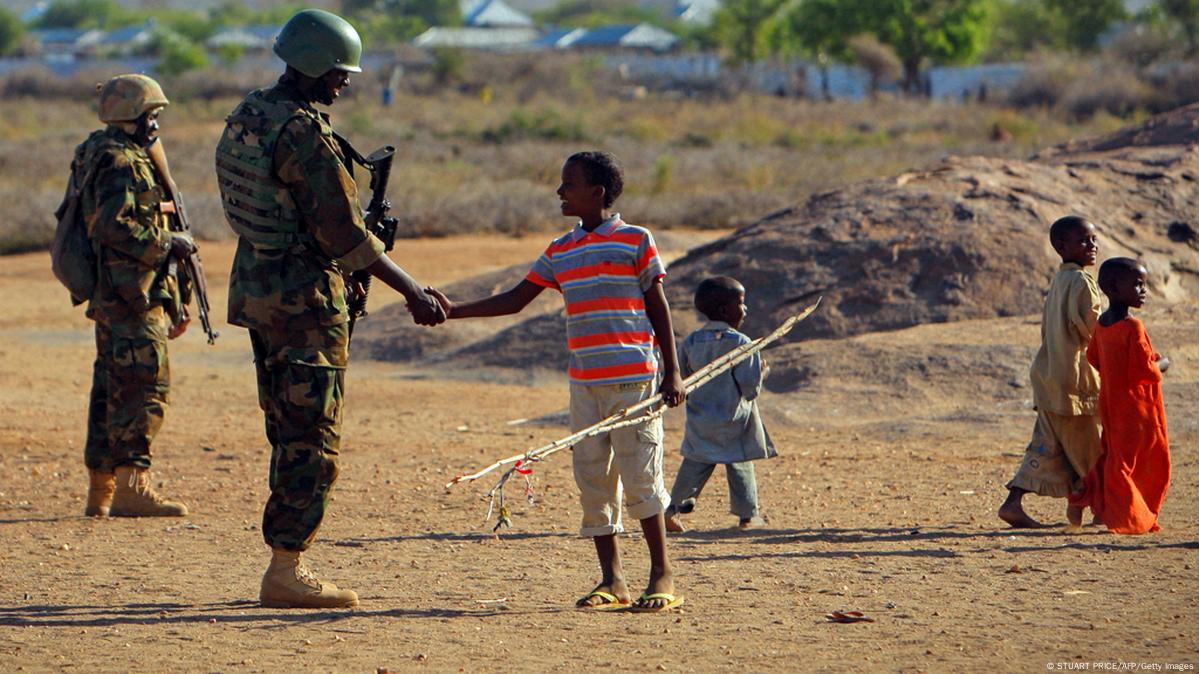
348, 145, 399, 340
365, 146, 395, 216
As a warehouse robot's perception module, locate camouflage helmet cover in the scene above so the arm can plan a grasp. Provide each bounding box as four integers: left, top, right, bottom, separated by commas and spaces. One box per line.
273, 9, 363, 78
97, 73, 169, 123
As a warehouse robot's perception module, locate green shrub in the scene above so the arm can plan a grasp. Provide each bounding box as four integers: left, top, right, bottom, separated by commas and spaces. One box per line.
156, 34, 208, 77
432, 48, 466, 86
1060, 63, 1152, 119
774, 130, 806, 148
652, 154, 674, 194
214, 43, 244, 66
481, 108, 587, 144
1007, 55, 1082, 109
985, 110, 1041, 144
675, 132, 714, 148
0, 7, 23, 57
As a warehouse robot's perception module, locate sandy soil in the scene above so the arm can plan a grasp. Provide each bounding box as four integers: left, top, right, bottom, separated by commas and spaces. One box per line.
1, 237, 1196, 673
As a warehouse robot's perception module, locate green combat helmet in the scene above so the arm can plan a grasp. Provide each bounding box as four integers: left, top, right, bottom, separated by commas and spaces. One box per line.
97, 74, 168, 124
273, 9, 363, 78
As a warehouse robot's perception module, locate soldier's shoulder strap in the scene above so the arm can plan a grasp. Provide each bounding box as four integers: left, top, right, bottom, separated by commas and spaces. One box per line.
329, 129, 367, 166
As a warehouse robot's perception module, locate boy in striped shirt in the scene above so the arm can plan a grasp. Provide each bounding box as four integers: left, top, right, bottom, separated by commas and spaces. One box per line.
429, 151, 686, 612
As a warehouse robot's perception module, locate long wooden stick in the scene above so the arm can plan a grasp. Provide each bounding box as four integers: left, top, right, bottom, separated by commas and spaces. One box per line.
446, 298, 820, 490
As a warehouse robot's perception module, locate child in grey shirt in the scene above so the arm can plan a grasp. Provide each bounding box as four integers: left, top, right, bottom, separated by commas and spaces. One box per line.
665, 277, 776, 532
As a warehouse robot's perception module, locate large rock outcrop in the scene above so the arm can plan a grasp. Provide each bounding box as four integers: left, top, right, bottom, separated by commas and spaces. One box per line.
356, 105, 1199, 378
665, 104, 1199, 343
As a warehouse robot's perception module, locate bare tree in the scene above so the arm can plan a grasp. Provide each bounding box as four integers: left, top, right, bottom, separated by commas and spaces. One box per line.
849, 34, 900, 98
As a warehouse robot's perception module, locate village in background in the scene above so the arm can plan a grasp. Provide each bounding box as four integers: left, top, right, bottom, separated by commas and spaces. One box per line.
2, 0, 1199, 253
0, 1, 1194, 99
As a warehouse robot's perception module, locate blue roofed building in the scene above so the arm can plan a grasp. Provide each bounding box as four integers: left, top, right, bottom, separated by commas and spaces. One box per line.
98, 21, 159, 56
461, 0, 535, 28
673, 0, 721, 26
413, 0, 537, 49
29, 27, 104, 58
531, 27, 585, 50
564, 24, 680, 52
20, 2, 49, 25
414, 27, 540, 50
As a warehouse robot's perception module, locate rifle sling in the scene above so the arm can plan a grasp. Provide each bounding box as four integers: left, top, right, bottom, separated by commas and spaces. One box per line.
330, 129, 371, 170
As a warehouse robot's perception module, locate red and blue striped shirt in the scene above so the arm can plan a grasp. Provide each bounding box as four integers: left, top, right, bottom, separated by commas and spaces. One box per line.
525, 215, 666, 385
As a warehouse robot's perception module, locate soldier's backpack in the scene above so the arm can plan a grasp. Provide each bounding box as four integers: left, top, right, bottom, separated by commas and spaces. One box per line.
51, 152, 101, 306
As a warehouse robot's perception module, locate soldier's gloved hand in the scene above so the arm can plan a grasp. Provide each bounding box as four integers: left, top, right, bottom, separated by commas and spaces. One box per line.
170, 235, 197, 259
406, 289, 446, 326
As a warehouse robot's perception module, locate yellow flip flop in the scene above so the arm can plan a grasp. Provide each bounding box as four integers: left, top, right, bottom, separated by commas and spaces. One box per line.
576, 590, 629, 611
629, 592, 685, 613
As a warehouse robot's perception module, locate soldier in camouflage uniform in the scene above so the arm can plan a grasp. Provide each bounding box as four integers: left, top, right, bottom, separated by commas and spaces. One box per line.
216, 9, 445, 609
78, 74, 195, 518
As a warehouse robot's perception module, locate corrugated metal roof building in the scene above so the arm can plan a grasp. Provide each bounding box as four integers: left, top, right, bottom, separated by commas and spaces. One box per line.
461, 0, 534, 28
413, 27, 540, 49
564, 24, 679, 52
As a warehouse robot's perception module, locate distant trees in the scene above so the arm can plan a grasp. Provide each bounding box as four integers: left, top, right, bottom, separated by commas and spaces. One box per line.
1161, 0, 1199, 55
155, 32, 208, 76
781, 0, 864, 64
343, 0, 460, 45
702, 0, 1171, 94
869, 0, 991, 92
1045, 0, 1126, 52
205, 1, 307, 29
0, 6, 23, 57
33, 0, 220, 75
534, 0, 665, 29
766, 0, 990, 93
707, 0, 788, 65
36, 0, 132, 30
13, 0, 1198, 95
986, 0, 1064, 58
849, 34, 901, 97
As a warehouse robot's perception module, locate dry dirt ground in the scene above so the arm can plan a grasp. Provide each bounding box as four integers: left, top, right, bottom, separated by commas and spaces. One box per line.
1, 236, 1196, 673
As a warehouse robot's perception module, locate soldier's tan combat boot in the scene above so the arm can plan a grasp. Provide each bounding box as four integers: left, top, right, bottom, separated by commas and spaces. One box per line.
85, 470, 115, 517
259, 549, 359, 609
109, 466, 188, 517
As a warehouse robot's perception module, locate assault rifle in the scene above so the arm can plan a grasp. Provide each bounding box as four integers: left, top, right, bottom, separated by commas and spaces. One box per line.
146, 137, 219, 345
335, 132, 399, 339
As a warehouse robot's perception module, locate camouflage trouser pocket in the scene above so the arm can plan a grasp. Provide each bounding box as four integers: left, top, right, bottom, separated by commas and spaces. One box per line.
105, 318, 170, 465
111, 333, 170, 395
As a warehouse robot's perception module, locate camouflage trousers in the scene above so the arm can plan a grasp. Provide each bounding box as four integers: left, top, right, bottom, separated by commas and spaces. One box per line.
84, 305, 170, 472
250, 325, 348, 552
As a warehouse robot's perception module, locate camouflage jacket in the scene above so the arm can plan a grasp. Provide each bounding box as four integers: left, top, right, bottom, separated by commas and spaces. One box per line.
77, 126, 181, 324
219, 77, 383, 360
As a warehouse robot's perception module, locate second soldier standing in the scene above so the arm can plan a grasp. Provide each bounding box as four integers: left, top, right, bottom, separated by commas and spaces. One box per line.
215, 9, 445, 609
79, 74, 195, 519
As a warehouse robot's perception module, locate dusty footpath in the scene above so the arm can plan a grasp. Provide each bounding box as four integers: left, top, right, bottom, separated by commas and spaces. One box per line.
0, 236, 1196, 673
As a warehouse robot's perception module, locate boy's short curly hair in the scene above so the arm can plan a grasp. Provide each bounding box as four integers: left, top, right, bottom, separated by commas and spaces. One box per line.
1049, 214, 1091, 248
567, 151, 623, 208
1097, 256, 1143, 295
694, 276, 744, 321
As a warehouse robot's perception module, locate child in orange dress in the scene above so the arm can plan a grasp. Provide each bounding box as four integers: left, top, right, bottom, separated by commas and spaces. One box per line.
1068, 258, 1171, 534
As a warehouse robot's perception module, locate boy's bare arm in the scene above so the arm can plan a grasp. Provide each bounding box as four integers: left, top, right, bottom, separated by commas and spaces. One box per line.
427, 279, 544, 319
644, 280, 685, 407
366, 254, 445, 326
